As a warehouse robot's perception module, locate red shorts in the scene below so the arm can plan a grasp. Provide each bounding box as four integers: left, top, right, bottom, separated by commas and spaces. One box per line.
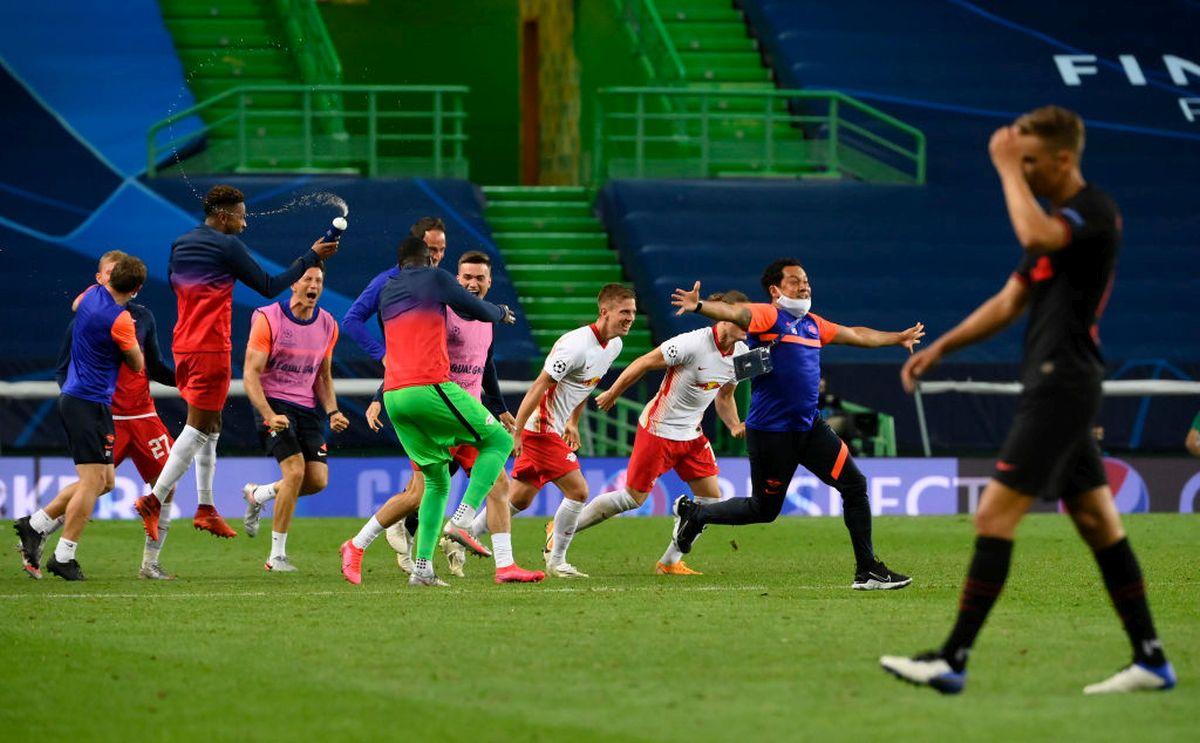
511, 430, 580, 490
625, 425, 718, 493
113, 415, 174, 485
176, 351, 231, 411
410, 445, 479, 474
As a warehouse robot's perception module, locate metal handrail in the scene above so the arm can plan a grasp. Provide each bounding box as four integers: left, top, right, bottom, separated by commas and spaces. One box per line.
594, 86, 926, 185
581, 396, 643, 456
277, 0, 343, 84
147, 84, 470, 177
614, 0, 687, 83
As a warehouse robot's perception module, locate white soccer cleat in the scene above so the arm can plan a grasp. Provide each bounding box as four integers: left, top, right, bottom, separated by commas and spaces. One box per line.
138, 562, 175, 580
265, 556, 298, 573
242, 483, 263, 538
1083, 662, 1177, 695
409, 569, 449, 588
385, 523, 414, 574
440, 536, 467, 577
546, 561, 589, 579
879, 653, 966, 695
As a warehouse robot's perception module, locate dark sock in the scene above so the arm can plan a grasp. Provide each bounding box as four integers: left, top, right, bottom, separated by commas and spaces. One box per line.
940, 536, 1014, 672
1094, 537, 1166, 666
840, 491, 875, 571
404, 513, 419, 538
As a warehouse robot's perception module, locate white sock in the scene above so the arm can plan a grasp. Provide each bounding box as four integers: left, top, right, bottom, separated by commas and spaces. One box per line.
143, 507, 174, 565
48, 516, 64, 536
660, 542, 684, 566
30, 509, 55, 534
549, 498, 584, 565
576, 489, 640, 533
152, 426, 208, 502
194, 432, 219, 506
469, 507, 490, 537
271, 531, 288, 560
253, 483, 277, 505
414, 557, 432, 575
54, 538, 77, 562
351, 516, 384, 550
492, 532, 514, 569
450, 502, 476, 530
696, 496, 721, 506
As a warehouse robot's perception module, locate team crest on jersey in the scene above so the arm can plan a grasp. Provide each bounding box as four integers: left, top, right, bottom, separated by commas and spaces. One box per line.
552, 359, 568, 375
665, 344, 679, 360
484, 413, 496, 427
694, 381, 721, 390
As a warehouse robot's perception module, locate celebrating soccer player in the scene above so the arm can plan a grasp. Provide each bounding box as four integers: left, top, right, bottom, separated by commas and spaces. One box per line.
503, 284, 635, 578
577, 290, 749, 575
132, 185, 339, 543
669, 262, 922, 589
880, 106, 1175, 695
338, 237, 522, 587
240, 264, 348, 572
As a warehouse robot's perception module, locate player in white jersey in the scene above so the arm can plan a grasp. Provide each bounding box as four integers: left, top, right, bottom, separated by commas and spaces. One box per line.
500, 284, 635, 578
586, 291, 749, 574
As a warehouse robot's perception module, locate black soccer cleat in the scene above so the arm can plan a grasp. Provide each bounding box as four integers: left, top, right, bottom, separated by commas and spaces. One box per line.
13, 516, 46, 571
46, 556, 86, 581
852, 560, 912, 590
671, 496, 704, 554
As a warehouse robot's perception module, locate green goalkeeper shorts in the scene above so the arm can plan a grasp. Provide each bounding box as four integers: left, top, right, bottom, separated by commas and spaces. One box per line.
382, 382, 505, 467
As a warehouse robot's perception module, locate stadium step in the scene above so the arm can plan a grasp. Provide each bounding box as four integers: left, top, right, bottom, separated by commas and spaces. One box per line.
158, 0, 273, 19
484, 185, 651, 365
163, 18, 280, 48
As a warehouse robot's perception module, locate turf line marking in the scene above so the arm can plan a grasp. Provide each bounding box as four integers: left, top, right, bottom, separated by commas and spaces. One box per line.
0, 585, 775, 600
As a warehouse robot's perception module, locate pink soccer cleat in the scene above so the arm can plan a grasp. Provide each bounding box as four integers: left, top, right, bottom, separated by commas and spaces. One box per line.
442, 523, 492, 558
133, 494, 161, 542
339, 540, 364, 585
193, 505, 237, 538
494, 563, 545, 584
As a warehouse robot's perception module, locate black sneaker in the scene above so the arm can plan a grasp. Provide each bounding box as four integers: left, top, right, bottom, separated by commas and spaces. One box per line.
671, 496, 704, 554
852, 560, 911, 590
46, 556, 86, 581
13, 517, 46, 571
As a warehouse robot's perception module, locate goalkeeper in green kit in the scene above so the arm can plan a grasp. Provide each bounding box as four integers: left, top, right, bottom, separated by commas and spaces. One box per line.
339, 237, 535, 586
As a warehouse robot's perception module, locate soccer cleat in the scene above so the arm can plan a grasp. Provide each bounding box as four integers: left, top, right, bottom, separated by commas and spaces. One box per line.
852, 561, 912, 591
13, 516, 45, 572
20, 552, 43, 580
265, 556, 298, 573
138, 562, 175, 580
133, 494, 162, 542
46, 556, 86, 582
546, 561, 589, 579
440, 536, 467, 577
442, 523, 491, 558
339, 540, 364, 585
543, 520, 554, 558
494, 563, 545, 584
655, 560, 702, 576
409, 569, 449, 587
385, 524, 414, 574
1083, 661, 1177, 695
241, 483, 263, 538
880, 652, 966, 695
671, 495, 704, 554
193, 505, 237, 538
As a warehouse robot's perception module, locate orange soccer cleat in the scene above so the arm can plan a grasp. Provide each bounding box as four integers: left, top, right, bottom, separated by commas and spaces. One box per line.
133, 494, 161, 542
193, 505, 237, 538
339, 540, 364, 585
494, 563, 545, 584
655, 561, 702, 576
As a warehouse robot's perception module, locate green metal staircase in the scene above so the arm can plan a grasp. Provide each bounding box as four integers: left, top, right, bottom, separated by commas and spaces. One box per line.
484, 186, 651, 368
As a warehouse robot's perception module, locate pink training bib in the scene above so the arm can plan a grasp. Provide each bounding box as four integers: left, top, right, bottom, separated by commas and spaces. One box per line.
446, 309, 492, 400
256, 301, 337, 409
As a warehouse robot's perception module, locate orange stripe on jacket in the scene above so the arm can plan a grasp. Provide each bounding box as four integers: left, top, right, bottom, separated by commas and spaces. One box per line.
831, 441, 849, 480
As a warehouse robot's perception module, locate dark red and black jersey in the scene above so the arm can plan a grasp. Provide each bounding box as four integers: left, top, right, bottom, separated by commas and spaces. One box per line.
1012, 184, 1119, 383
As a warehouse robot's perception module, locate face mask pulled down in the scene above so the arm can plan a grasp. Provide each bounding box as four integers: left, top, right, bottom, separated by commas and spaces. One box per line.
777, 295, 811, 317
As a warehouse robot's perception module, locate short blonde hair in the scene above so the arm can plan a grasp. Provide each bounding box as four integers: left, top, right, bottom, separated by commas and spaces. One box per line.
1016, 105, 1085, 158
99, 250, 128, 270
597, 283, 636, 307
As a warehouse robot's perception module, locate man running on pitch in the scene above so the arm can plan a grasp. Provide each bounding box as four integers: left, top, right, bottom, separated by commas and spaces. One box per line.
582, 290, 749, 575
880, 106, 1175, 695
502, 284, 635, 579
133, 185, 339, 542
338, 237, 522, 587
241, 263, 349, 571
670, 261, 922, 589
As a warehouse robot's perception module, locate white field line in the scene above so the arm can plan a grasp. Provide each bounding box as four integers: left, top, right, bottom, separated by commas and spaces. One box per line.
0, 584, 788, 600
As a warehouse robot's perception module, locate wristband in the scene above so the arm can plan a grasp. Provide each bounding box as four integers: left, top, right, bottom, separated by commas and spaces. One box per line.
694, 300, 704, 313
327, 409, 341, 417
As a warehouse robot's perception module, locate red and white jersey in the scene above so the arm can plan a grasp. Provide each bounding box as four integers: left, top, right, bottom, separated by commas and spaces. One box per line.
527, 324, 623, 437
639, 326, 746, 441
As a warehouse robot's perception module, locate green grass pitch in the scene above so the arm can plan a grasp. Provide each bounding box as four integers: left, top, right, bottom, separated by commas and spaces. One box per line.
1, 514, 1195, 741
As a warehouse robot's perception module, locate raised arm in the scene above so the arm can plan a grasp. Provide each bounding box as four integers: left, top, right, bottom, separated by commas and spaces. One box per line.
901, 276, 1030, 392
226, 236, 325, 298
595, 347, 668, 411
829, 322, 925, 350
436, 271, 512, 324
671, 281, 751, 329
990, 126, 1070, 252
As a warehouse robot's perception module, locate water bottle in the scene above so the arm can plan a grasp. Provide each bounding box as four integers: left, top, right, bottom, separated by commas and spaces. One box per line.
322, 217, 348, 243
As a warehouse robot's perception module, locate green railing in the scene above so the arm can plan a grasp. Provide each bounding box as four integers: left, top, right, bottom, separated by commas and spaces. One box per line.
277, 0, 342, 85
580, 396, 643, 457
593, 87, 926, 185
613, 0, 687, 84
146, 85, 468, 178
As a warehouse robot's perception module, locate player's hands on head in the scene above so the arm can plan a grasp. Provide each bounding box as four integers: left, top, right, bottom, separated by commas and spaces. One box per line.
563, 423, 581, 452
900, 346, 941, 394
898, 322, 926, 352
988, 125, 1024, 170
595, 388, 617, 411
329, 411, 350, 433
499, 412, 517, 433
266, 413, 290, 432
671, 281, 702, 316
365, 401, 383, 432
311, 238, 339, 259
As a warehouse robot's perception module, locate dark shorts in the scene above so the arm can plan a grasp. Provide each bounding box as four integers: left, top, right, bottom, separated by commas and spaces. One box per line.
255, 398, 328, 464
58, 394, 115, 466
994, 378, 1106, 501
